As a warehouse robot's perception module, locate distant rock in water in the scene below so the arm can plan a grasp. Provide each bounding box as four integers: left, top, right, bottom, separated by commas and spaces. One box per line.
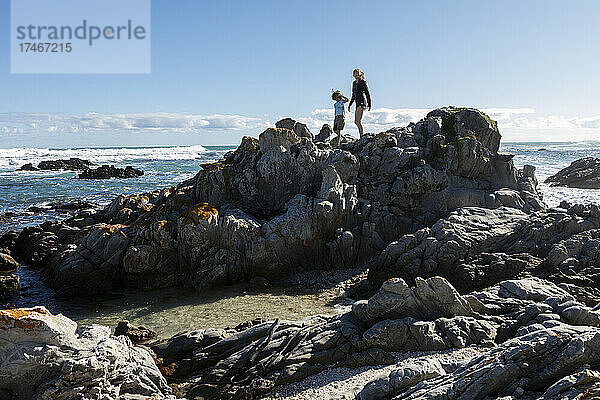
538, 147, 547, 151
544, 157, 600, 188
78, 165, 144, 179
27, 205, 49, 213
39, 158, 94, 170
17, 163, 38, 171
17, 157, 94, 171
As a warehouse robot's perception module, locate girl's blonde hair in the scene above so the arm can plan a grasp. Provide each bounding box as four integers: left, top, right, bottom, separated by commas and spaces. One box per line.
353, 68, 365, 80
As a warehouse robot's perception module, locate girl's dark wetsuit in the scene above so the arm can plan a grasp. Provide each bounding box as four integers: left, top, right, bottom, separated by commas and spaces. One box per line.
349, 79, 372, 108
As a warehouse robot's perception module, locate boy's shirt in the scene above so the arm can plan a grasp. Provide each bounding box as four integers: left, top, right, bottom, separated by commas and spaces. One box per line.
334, 100, 345, 116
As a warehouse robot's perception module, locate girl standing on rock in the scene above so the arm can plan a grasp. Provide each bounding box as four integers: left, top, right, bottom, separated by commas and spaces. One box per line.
348, 68, 372, 137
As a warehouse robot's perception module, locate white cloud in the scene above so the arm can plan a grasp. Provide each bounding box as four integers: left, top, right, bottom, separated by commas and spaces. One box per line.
298, 107, 544, 136
1, 108, 600, 144
301, 107, 431, 131
301, 107, 600, 141
0, 112, 270, 135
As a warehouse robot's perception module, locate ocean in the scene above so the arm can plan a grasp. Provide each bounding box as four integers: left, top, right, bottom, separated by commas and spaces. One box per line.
2, 141, 600, 234
503, 141, 600, 206
0, 144, 233, 233
2, 140, 600, 336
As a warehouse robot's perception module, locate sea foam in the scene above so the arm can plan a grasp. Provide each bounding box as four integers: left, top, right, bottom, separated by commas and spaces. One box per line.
0, 145, 208, 170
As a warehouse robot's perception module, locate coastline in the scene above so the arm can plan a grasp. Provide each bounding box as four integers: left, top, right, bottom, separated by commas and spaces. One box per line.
3, 108, 600, 399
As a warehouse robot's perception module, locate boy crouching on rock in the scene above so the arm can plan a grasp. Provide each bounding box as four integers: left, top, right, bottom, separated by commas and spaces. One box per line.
332, 90, 349, 145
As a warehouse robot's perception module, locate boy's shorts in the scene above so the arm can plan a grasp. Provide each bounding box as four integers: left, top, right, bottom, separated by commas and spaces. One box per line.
333, 115, 345, 131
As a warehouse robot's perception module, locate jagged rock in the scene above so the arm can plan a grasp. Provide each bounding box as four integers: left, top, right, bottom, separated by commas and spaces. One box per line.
38, 157, 94, 170
46, 223, 131, 296
0, 307, 174, 399
369, 207, 529, 285
0, 274, 19, 299
545, 157, 600, 188
136, 276, 600, 399
17, 158, 94, 171
362, 316, 496, 351
393, 323, 600, 399
352, 276, 474, 323
0, 253, 19, 272
114, 320, 157, 344
426, 106, 501, 153
0, 231, 19, 255
78, 165, 144, 179
16, 162, 38, 171
0, 253, 19, 298
358, 359, 447, 400
13, 226, 60, 268
315, 124, 334, 143
275, 117, 314, 140
9, 275, 600, 399
540, 368, 600, 399
153, 328, 229, 361
13, 107, 546, 296
452, 252, 542, 292
7, 106, 600, 400
369, 204, 600, 303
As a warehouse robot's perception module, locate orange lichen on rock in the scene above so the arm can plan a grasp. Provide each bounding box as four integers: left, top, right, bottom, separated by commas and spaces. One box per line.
98, 224, 127, 233
375, 132, 392, 139
159, 362, 178, 376
241, 136, 259, 148
580, 386, 600, 399
154, 220, 172, 232
141, 203, 154, 212
0, 307, 50, 333
201, 160, 228, 172
181, 203, 218, 225
273, 127, 298, 137
373, 132, 395, 145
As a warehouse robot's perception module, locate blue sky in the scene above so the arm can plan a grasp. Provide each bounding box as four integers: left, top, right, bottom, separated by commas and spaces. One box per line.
1, 0, 600, 147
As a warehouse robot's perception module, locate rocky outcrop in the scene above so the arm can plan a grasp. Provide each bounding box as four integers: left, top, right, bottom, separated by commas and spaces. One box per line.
6, 106, 600, 399
0, 306, 174, 399
138, 276, 600, 400
16, 163, 38, 171
4, 107, 544, 297
0, 253, 19, 272
315, 124, 334, 143
78, 165, 144, 179
2, 107, 545, 296
545, 157, 600, 188
17, 157, 94, 171
368, 203, 600, 304
5, 277, 600, 399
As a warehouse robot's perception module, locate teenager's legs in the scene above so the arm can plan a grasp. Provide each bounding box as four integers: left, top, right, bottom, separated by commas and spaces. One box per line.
354, 107, 365, 137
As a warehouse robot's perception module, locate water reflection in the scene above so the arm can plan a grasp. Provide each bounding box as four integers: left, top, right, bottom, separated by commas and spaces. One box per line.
5, 265, 340, 339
